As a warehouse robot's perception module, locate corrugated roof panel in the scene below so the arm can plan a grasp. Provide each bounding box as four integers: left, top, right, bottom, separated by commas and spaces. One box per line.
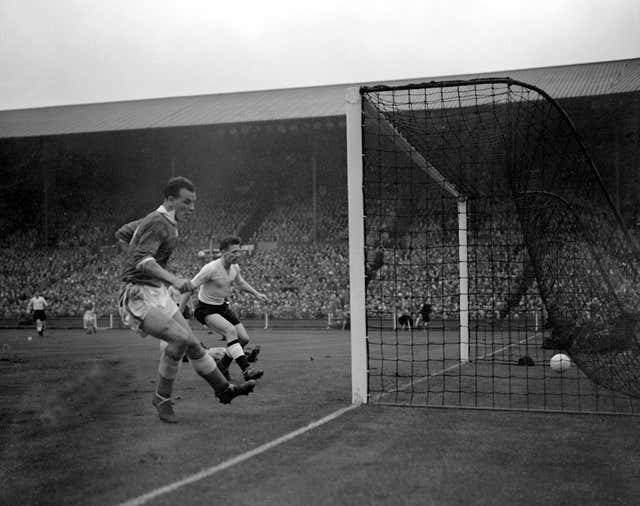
382, 59, 640, 97
610, 59, 640, 93
0, 58, 638, 139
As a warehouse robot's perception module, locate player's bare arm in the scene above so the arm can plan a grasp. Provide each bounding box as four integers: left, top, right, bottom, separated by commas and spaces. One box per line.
138, 258, 192, 292
236, 274, 269, 302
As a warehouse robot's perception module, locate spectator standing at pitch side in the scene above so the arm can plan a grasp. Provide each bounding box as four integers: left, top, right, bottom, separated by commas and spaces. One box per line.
27, 292, 48, 337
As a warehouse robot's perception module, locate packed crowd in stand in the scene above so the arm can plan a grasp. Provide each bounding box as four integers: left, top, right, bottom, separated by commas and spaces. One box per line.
0, 187, 352, 321
250, 191, 348, 244
3, 178, 636, 325
0, 203, 532, 326
180, 193, 255, 248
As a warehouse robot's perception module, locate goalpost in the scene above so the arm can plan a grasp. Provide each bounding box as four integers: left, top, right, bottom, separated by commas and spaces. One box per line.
347, 86, 470, 406
346, 87, 367, 404
346, 79, 640, 414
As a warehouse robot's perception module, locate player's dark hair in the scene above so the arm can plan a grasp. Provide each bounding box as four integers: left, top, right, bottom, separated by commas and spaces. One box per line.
164, 176, 195, 198
219, 235, 242, 251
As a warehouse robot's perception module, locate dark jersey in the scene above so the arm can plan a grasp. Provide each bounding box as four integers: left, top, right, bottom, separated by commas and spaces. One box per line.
117, 211, 179, 287
371, 249, 384, 270
115, 218, 142, 250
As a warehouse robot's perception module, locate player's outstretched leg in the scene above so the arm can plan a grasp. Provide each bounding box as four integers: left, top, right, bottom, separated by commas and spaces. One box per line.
215, 379, 257, 404
153, 349, 181, 423
216, 343, 263, 380
234, 323, 263, 378
147, 310, 257, 422
169, 309, 257, 403
226, 340, 263, 380
204, 346, 231, 380
152, 391, 178, 423
216, 351, 233, 380
204, 316, 264, 380
187, 347, 256, 403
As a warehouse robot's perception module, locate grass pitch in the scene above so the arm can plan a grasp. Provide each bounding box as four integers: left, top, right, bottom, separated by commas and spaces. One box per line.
1, 327, 638, 505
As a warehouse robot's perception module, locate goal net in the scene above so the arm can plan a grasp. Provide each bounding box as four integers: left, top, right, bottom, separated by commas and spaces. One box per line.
347, 79, 640, 414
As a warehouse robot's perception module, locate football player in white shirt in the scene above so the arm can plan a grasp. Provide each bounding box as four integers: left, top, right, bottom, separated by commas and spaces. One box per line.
83, 301, 98, 334
190, 236, 268, 381
27, 293, 48, 336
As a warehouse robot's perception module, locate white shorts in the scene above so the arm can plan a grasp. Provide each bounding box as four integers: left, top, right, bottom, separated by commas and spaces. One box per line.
119, 283, 179, 337
83, 313, 97, 327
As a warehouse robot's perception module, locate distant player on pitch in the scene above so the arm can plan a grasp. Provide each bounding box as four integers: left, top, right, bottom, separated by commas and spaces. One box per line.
190, 235, 267, 381
83, 301, 98, 334
27, 292, 48, 337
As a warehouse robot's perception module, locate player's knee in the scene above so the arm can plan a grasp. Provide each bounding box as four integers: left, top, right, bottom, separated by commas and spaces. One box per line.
168, 330, 196, 355
182, 332, 201, 349
224, 326, 238, 341
162, 343, 185, 362
185, 340, 206, 360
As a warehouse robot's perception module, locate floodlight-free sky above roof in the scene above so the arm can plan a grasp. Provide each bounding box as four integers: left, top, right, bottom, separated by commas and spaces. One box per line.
1, 0, 638, 111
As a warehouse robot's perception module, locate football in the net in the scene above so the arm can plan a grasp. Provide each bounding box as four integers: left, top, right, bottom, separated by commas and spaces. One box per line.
550, 353, 571, 373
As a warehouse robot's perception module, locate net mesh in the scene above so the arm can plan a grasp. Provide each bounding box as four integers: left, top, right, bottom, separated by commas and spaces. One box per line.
361, 79, 640, 413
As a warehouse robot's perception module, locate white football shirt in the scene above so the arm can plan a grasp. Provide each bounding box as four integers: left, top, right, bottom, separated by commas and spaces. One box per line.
191, 257, 240, 305
27, 296, 48, 311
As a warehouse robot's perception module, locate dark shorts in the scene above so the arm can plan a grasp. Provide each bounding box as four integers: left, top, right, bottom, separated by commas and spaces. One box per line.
398, 314, 412, 325
194, 301, 240, 326
33, 310, 46, 322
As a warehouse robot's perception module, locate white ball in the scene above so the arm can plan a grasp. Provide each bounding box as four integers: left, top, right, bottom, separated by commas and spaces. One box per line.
550, 353, 571, 372
27, 336, 32, 341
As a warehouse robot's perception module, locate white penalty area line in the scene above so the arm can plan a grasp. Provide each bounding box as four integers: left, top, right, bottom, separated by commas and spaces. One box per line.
117, 403, 359, 506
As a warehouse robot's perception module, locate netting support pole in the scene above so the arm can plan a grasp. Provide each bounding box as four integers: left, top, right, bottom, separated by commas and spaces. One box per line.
458, 197, 469, 363
346, 87, 368, 405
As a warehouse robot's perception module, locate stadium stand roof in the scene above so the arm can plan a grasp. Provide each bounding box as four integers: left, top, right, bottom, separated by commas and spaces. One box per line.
1, 58, 639, 139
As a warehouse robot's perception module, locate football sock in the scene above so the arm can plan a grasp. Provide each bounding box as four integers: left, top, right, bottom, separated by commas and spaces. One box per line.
157, 353, 179, 398
158, 352, 180, 379
227, 341, 250, 371
190, 353, 229, 393
157, 377, 174, 399
219, 351, 233, 371
189, 353, 216, 375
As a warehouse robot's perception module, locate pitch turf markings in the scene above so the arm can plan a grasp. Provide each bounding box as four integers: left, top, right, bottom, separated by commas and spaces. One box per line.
118, 333, 539, 504
375, 333, 538, 399
116, 404, 359, 506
